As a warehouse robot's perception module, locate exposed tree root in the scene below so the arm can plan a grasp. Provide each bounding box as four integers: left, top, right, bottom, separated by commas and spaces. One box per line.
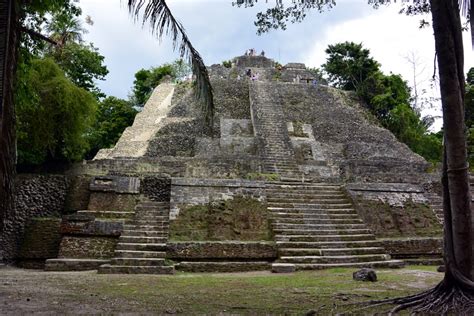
355, 281, 474, 315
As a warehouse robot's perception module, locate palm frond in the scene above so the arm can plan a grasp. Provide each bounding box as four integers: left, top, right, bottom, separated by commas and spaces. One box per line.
128, 0, 214, 130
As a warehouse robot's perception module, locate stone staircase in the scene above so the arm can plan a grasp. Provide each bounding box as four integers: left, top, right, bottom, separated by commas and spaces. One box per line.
267, 181, 404, 270
249, 82, 301, 178
98, 199, 174, 274
427, 174, 474, 225
94, 82, 175, 159
426, 193, 444, 224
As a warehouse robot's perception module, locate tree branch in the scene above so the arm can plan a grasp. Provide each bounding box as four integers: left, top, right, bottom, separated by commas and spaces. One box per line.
20, 26, 58, 46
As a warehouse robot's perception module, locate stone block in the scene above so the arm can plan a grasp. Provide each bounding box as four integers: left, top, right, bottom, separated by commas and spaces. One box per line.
60, 219, 122, 237
58, 236, 118, 259
88, 192, 138, 213
45, 258, 110, 271
272, 263, 296, 273
18, 218, 62, 260
167, 241, 277, 260
89, 176, 140, 194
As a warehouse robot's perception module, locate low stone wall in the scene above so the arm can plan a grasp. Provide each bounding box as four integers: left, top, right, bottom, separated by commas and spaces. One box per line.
347, 183, 443, 238
380, 237, 443, 259
56, 215, 122, 260
170, 178, 266, 219
17, 218, 62, 269
167, 241, 277, 260
1, 174, 69, 261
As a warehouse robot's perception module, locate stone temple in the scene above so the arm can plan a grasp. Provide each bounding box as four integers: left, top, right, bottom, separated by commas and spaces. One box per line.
3, 55, 450, 273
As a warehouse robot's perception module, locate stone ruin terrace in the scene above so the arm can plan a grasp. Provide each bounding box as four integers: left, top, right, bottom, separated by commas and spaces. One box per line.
6, 55, 456, 274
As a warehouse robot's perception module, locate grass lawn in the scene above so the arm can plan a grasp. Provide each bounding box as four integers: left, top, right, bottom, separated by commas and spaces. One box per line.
0, 265, 442, 315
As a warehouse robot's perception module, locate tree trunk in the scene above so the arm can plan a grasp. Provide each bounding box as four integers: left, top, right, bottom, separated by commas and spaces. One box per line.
431, 0, 474, 282
0, 0, 18, 254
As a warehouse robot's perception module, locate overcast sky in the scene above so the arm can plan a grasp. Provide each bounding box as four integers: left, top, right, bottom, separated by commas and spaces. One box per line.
79, 0, 474, 131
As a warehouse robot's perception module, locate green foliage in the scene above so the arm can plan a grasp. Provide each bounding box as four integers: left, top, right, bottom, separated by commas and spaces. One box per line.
323, 42, 380, 91
86, 97, 138, 158
131, 59, 193, 106
15, 58, 97, 165
222, 60, 232, 68
132, 64, 174, 106
51, 43, 108, 96
385, 104, 442, 162
306, 67, 328, 85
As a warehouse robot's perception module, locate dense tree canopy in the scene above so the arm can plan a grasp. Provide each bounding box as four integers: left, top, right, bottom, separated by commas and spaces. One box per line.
15, 58, 97, 165
87, 96, 138, 158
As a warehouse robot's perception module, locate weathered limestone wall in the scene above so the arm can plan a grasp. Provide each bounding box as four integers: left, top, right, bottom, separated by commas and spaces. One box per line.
1, 174, 69, 261
167, 241, 277, 260
170, 178, 266, 220
275, 83, 429, 183
17, 218, 62, 268
346, 183, 443, 238
381, 237, 443, 260
95, 82, 175, 159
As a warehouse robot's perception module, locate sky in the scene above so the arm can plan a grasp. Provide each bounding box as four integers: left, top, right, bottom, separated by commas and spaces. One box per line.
79, 0, 474, 131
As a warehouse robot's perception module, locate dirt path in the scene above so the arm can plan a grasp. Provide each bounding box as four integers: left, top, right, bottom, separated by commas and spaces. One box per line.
0, 266, 443, 315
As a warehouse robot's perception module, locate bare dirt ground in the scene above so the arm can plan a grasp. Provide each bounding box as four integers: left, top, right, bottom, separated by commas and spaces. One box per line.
0, 266, 443, 315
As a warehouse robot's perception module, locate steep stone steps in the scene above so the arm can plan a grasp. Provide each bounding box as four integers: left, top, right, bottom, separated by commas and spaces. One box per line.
267, 181, 403, 269
99, 199, 174, 274
249, 81, 301, 178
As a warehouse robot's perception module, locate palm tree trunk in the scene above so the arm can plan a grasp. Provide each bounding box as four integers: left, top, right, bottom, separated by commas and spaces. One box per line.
431, 0, 474, 282
0, 0, 18, 249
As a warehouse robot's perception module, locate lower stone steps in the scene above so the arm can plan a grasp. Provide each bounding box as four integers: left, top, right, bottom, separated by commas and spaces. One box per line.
115, 242, 167, 251
279, 247, 386, 256
114, 250, 167, 258
122, 230, 168, 237
45, 259, 110, 271
275, 234, 376, 242
276, 240, 382, 249
119, 236, 167, 243
111, 258, 165, 266
274, 228, 372, 235
279, 254, 390, 264
176, 261, 271, 273
293, 260, 405, 270
77, 210, 134, 220
98, 264, 175, 274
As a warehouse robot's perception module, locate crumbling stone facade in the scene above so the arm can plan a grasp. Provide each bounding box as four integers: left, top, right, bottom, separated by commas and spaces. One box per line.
4, 55, 446, 271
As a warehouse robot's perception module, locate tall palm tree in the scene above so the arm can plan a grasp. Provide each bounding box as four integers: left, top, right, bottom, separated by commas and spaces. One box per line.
0, 0, 18, 248
127, 0, 214, 128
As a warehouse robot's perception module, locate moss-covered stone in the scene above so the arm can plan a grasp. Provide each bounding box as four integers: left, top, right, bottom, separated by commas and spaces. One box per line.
58, 236, 118, 259
170, 196, 272, 241
18, 218, 62, 260
353, 197, 442, 238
